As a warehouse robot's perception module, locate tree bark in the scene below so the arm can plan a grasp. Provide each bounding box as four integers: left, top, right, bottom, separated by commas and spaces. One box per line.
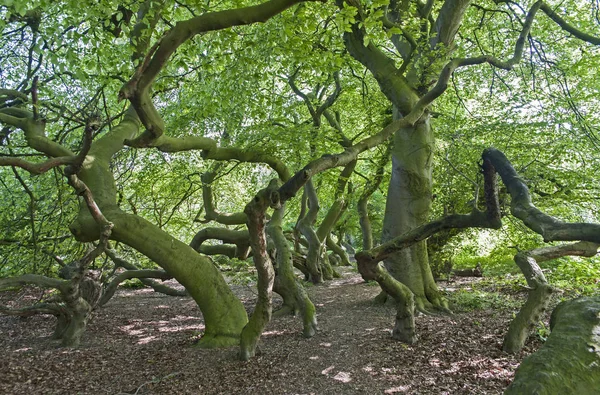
358, 144, 390, 250
382, 114, 446, 312
505, 296, 600, 394
239, 180, 279, 360
356, 253, 416, 344
297, 180, 324, 284
68, 109, 249, 348
269, 206, 317, 338
503, 242, 599, 353
326, 235, 350, 266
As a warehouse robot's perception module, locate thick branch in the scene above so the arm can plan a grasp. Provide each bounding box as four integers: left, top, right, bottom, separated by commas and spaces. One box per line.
121, 0, 315, 147
540, 2, 600, 45
338, 0, 418, 114
152, 135, 290, 181
0, 156, 75, 174
269, 205, 317, 337
0, 274, 66, 292
0, 303, 64, 317
189, 227, 250, 254
431, 0, 471, 49
483, 148, 600, 243
356, 155, 501, 264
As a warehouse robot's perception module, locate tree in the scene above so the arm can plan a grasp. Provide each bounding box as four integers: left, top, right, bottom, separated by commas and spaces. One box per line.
0, 0, 319, 348
334, 0, 600, 311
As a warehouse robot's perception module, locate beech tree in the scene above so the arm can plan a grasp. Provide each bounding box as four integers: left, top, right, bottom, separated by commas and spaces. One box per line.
333, 0, 600, 311
1, 0, 599, 363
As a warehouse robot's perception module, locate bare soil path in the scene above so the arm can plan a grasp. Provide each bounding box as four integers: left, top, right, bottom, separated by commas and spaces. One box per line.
0, 268, 531, 394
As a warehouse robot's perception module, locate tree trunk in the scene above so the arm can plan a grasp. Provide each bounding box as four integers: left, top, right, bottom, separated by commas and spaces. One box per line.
109, 211, 249, 347
297, 180, 324, 284
239, 179, 279, 360
269, 206, 317, 338
67, 109, 249, 348
505, 296, 600, 394
382, 113, 446, 312
61, 297, 91, 347
326, 235, 351, 266
358, 196, 374, 251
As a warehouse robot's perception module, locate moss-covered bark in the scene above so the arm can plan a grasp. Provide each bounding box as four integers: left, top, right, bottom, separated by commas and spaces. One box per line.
66, 109, 249, 348
239, 180, 279, 360
109, 211, 248, 347
297, 180, 324, 284
355, 252, 416, 344
269, 206, 317, 338
326, 235, 350, 266
381, 115, 446, 312
505, 297, 600, 394
358, 145, 390, 251
503, 242, 599, 353
503, 252, 553, 353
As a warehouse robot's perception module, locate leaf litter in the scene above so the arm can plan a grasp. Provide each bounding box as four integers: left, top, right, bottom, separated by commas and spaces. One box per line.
0, 268, 535, 394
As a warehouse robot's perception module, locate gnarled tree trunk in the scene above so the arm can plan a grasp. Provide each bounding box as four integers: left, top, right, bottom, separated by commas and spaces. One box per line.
382, 115, 446, 312
69, 110, 249, 348
269, 206, 318, 338
505, 296, 600, 394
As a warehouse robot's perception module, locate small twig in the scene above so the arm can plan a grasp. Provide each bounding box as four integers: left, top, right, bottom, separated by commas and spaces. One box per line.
115, 371, 183, 395
31, 76, 39, 120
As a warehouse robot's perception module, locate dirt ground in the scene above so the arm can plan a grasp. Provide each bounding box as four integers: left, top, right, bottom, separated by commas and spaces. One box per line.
0, 268, 534, 394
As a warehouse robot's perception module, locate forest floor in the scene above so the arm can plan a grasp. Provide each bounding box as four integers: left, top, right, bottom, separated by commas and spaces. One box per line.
0, 267, 540, 394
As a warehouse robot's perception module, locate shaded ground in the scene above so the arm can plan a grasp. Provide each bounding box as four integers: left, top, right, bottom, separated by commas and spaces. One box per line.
0, 268, 536, 394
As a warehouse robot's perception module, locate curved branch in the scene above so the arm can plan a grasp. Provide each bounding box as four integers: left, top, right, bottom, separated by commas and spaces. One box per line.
200, 170, 248, 225
104, 248, 187, 297
0, 303, 65, 317
356, 255, 417, 344
483, 148, 600, 243
0, 156, 75, 174
269, 205, 317, 337
540, 2, 600, 45
0, 109, 73, 158
315, 71, 342, 119
503, 242, 600, 353
0, 274, 66, 291
356, 154, 502, 265
288, 71, 318, 124
189, 227, 250, 258
98, 269, 172, 306
121, 0, 316, 147
152, 135, 290, 181
197, 244, 240, 258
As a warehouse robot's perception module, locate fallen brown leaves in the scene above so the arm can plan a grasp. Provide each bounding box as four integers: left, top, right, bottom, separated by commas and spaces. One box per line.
1, 270, 535, 394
